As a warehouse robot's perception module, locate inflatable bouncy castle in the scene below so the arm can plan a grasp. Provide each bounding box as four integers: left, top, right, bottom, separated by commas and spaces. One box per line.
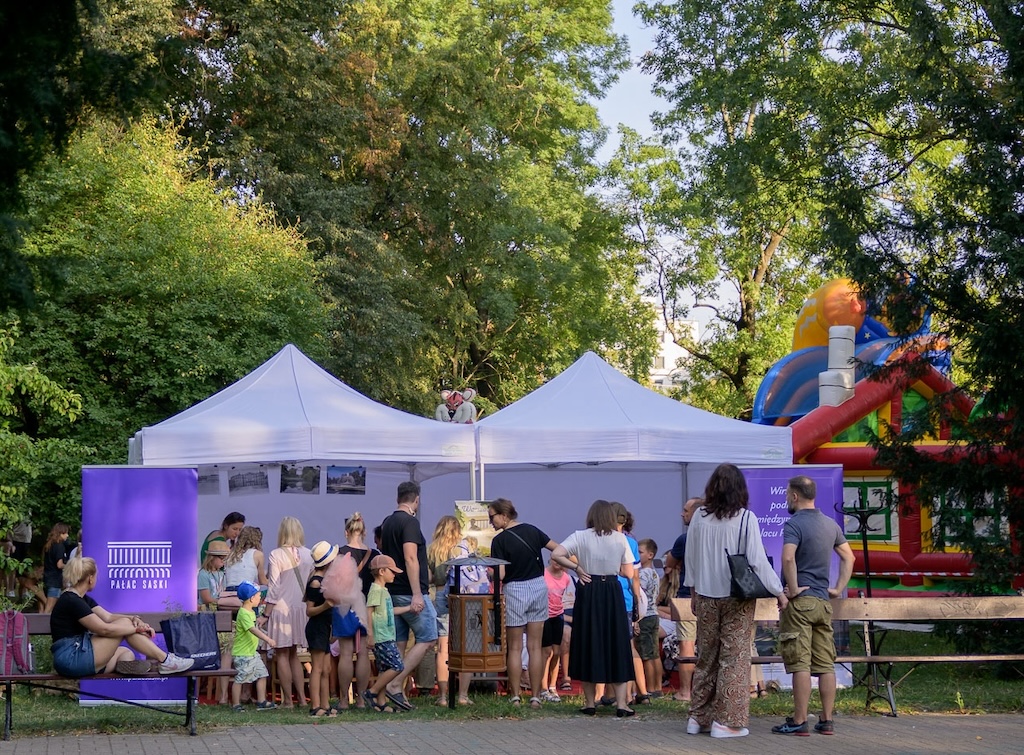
753, 279, 977, 593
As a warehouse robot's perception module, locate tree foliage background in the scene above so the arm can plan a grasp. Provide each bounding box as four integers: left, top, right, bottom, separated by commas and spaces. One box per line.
1, 0, 657, 535
630, 0, 1024, 585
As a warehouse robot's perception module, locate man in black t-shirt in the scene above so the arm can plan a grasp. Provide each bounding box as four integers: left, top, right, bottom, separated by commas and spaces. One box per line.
377, 481, 438, 710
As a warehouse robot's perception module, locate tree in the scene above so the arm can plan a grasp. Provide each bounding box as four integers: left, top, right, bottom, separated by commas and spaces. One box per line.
11, 117, 329, 463
0, 323, 92, 546
0, 0, 175, 308
163, 0, 656, 413
809, 2, 1024, 588
636, 0, 1024, 584
626, 1, 828, 418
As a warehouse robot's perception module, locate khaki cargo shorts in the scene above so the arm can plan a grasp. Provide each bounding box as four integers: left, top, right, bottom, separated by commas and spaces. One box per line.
778, 595, 835, 675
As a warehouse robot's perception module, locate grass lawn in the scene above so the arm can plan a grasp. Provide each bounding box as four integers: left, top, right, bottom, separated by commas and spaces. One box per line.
6, 627, 1023, 737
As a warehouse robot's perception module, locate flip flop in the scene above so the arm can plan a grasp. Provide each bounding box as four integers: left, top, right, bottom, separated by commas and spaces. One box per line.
559, 681, 572, 691
309, 707, 328, 717
385, 690, 414, 711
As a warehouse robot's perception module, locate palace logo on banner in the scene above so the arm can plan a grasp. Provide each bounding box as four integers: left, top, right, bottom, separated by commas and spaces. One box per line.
82, 466, 198, 705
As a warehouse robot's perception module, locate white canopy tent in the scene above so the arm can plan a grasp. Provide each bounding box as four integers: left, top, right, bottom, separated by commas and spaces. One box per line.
130, 344, 474, 468
427, 351, 795, 545
129, 344, 475, 543
476, 351, 792, 469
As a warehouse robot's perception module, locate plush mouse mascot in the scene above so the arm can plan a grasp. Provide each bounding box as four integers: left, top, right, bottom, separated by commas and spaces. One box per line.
434, 388, 478, 423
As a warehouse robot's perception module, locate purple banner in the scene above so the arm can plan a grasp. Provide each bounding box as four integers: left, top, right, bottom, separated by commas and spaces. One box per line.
742, 465, 845, 582
81, 467, 198, 704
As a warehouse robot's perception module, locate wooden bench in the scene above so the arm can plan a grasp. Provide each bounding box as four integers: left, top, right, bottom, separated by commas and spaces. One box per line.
1, 611, 237, 740
670, 595, 1024, 716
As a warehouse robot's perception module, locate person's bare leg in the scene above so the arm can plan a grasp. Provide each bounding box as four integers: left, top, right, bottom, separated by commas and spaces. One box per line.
791, 670, 811, 724
387, 639, 431, 694
526, 622, 545, 701
582, 681, 596, 709
818, 672, 837, 722
354, 644, 371, 705
674, 639, 695, 701
290, 648, 307, 706
505, 626, 525, 699
614, 680, 632, 711
336, 638, 354, 709
435, 635, 450, 703
276, 647, 295, 707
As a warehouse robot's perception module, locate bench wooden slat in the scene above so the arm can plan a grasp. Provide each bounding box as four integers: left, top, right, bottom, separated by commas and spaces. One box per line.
669, 596, 1024, 623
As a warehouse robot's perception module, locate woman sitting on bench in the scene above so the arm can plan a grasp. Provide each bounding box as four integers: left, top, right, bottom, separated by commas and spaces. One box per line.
50, 557, 196, 677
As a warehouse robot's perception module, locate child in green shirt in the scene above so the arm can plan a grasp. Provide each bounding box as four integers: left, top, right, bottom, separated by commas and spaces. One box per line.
231, 581, 277, 711
361, 555, 410, 713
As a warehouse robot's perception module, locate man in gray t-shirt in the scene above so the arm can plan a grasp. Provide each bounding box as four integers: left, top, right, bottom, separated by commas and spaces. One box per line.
772, 476, 855, 737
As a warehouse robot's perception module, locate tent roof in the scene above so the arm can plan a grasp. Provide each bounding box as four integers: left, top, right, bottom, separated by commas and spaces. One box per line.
131, 344, 474, 465
476, 352, 792, 465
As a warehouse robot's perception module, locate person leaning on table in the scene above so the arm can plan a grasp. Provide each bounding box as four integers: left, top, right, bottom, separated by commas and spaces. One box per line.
49, 557, 195, 677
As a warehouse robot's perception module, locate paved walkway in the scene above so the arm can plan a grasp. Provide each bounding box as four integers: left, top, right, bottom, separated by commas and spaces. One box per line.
4, 713, 1021, 754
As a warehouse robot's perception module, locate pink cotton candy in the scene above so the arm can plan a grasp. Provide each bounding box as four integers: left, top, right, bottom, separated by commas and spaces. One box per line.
321, 552, 368, 628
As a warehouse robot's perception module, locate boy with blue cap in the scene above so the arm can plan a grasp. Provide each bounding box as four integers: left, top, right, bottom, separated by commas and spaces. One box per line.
232, 580, 278, 711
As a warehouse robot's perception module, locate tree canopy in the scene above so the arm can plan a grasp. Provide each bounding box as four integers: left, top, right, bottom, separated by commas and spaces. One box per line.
634, 0, 1024, 585
13, 118, 329, 464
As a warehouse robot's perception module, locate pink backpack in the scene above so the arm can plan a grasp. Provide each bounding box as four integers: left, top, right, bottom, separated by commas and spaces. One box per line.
0, 610, 31, 675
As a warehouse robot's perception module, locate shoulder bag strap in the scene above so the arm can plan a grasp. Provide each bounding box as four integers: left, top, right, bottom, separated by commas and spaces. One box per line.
506, 526, 542, 567
356, 547, 373, 574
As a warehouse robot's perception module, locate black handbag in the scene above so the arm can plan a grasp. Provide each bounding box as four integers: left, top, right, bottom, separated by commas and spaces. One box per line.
160, 612, 220, 670
726, 510, 774, 600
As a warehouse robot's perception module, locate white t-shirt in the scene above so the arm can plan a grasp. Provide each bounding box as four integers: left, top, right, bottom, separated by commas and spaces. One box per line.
559, 529, 632, 576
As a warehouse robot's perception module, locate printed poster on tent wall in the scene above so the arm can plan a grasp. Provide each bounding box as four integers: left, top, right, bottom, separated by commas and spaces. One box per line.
81, 466, 198, 705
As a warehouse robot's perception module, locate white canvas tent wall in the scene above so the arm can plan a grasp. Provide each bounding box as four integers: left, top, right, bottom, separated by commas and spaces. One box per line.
426, 352, 794, 549
129, 344, 475, 545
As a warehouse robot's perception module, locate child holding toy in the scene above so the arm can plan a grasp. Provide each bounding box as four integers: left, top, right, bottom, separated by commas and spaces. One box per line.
305, 541, 339, 717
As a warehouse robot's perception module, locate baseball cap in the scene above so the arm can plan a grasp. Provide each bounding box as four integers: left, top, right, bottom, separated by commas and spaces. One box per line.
370, 554, 403, 573
237, 581, 261, 602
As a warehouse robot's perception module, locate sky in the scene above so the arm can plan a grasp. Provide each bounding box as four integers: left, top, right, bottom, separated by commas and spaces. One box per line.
594, 0, 666, 160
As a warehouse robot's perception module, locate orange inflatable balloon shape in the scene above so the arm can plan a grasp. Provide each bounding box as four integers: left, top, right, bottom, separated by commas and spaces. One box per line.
792, 279, 868, 351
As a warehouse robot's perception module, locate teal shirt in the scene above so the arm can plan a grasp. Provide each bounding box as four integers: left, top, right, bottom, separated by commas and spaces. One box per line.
367, 582, 395, 643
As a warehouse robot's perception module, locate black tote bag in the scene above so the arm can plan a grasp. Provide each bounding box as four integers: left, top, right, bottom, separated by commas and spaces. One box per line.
160, 612, 220, 670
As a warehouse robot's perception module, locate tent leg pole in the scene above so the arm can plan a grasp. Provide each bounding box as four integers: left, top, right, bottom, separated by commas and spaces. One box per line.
470, 462, 477, 502
480, 461, 485, 501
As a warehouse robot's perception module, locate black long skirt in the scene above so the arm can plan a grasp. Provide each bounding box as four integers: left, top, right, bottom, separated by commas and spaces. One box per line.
568, 574, 634, 683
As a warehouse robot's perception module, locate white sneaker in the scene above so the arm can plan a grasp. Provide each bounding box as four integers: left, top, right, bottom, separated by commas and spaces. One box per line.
710, 721, 749, 738
544, 688, 561, 703
687, 717, 711, 734
159, 653, 195, 674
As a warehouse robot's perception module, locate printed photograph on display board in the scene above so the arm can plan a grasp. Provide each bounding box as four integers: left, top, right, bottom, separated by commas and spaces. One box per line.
281, 464, 321, 494
197, 467, 221, 495
228, 465, 269, 496
326, 465, 366, 495
455, 500, 497, 555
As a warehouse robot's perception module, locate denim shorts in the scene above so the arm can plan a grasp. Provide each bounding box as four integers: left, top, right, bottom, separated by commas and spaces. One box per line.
52, 633, 97, 678
46, 587, 61, 599
392, 594, 438, 643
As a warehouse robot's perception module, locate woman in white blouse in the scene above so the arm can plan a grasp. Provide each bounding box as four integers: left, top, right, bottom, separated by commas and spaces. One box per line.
551, 500, 636, 717
683, 464, 787, 738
